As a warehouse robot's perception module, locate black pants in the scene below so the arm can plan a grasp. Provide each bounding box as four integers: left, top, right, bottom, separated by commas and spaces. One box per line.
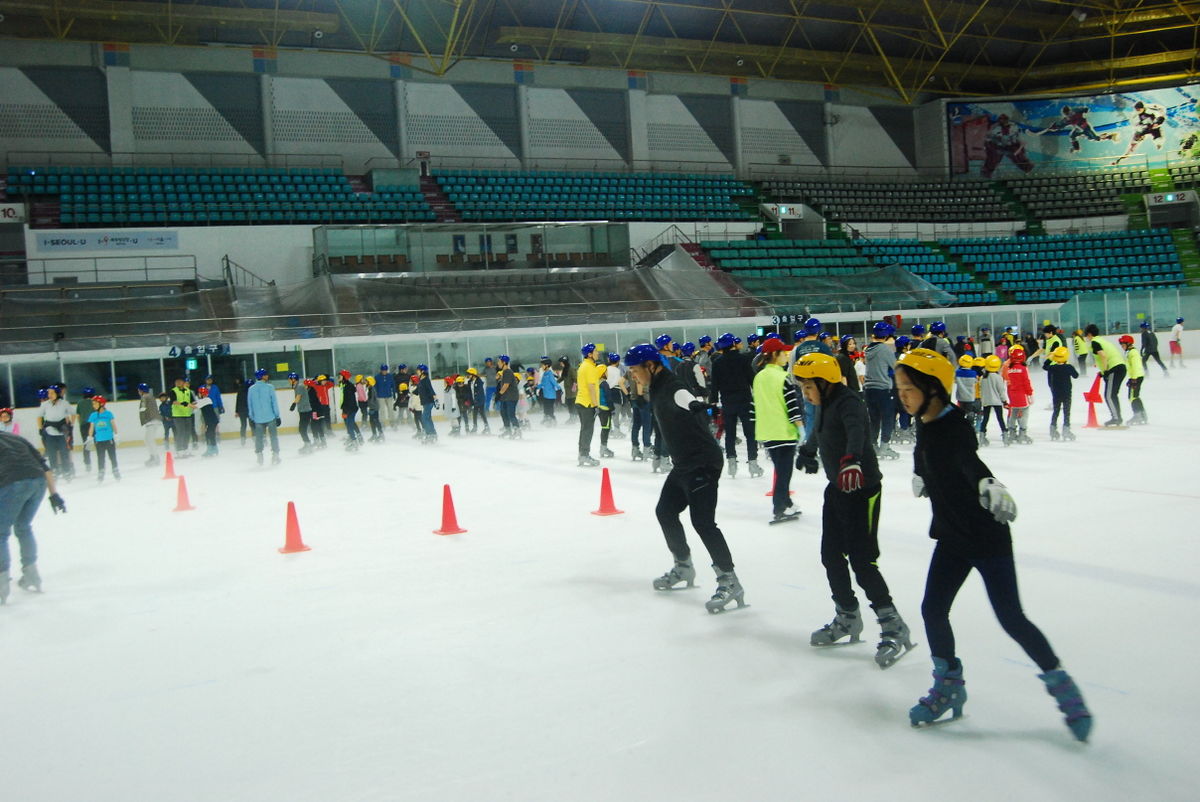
204, 421, 217, 449
655, 467, 733, 573
298, 413, 312, 444
820, 484, 892, 611
540, 398, 556, 421
1128, 376, 1145, 417
864, 387, 895, 445
1050, 392, 1071, 428
576, 404, 596, 456
472, 402, 489, 430
1144, 349, 1168, 373
238, 414, 249, 441
1076, 354, 1089, 375
631, 403, 652, 447
978, 405, 1006, 434
175, 418, 192, 450
721, 400, 757, 460
1102, 364, 1126, 422
598, 407, 612, 447
95, 440, 117, 473
764, 442, 795, 515
921, 543, 1059, 672
78, 423, 91, 467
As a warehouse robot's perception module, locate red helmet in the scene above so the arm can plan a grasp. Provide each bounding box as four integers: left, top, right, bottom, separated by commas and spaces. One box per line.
197, 386, 210, 397
1118, 334, 1135, 346
0, 407, 12, 417
1009, 345, 1026, 364
339, 369, 352, 380
91, 395, 108, 405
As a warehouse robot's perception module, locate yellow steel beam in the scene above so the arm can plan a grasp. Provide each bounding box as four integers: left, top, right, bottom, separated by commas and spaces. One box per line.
0, 0, 340, 30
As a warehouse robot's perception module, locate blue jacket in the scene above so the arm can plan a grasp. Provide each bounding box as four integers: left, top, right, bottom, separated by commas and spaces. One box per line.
247, 380, 280, 423
538, 369, 559, 399
205, 383, 225, 413
416, 375, 437, 406
375, 372, 396, 399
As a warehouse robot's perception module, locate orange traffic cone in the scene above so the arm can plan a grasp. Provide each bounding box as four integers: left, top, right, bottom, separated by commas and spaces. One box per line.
173, 476, 195, 512
1083, 373, 1103, 429
433, 484, 467, 535
279, 501, 311, 554
591, 467, 625, 516
162, 451, 177, 480
765, 469, 795, 497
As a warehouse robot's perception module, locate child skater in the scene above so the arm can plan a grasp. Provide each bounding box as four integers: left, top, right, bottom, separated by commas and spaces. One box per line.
1043, 346, 1079, 440
794, 353, 913, 668
752, 337, 803, 523
954, 355, 980, 431
0, 407, 20, 435
894, 348, 1092, 741
1003, 345, 1033, 444
87, 395, 120, 481
1120, 335, 1148, 425
196, 386, 220, 457
977, 355, 1006, 447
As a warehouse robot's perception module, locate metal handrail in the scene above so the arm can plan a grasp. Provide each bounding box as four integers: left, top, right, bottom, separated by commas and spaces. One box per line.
20, 254, 198, 286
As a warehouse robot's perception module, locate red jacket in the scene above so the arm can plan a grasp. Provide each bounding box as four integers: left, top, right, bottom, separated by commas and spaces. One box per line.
304, 379, 334, 406
1005, 363, 1033, 407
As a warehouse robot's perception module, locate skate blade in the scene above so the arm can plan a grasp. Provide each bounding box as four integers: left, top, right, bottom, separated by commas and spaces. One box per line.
653, 583, 697, 592
875, 642, 918, 670
911, 712, 966, 729
811, 635, 864, 647
769, 513, 802, 525
706, 599, 749, 614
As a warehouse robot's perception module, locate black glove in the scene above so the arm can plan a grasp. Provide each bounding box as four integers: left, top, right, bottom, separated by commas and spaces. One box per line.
796, 451, 819, 474
274, 418, 281, 427
49, 493, 66, 514
289, 403, 296, 411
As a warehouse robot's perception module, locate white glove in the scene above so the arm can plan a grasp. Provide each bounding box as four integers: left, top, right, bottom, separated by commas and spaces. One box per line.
978, 478, 1017, 524
912, 475, 927, 498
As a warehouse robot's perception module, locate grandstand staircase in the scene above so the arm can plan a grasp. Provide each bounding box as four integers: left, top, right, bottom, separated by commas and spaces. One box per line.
419, 177, 462, 223
30, 199, 60, 228
679, 242, 716, 270
991, 181, 1044, 236
1171, 229, 1200, 285
927, 242, 1014, 304
1121, 195, 1149, 229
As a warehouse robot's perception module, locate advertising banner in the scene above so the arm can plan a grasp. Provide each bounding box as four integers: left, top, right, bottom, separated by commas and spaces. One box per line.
35, 230, 180, 252
948, 85, 1200, 176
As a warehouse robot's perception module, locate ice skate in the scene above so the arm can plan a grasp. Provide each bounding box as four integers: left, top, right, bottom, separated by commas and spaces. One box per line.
1039, 668, 1093, 742
747, 459, 764, 478
811, 603, 864, 646
1001, 430, 1014, 446
1129, 412, 1148, 425
298, 444, 313, 455
1049, 426, 1061, 441
0, 571, 8, 605
271, 454, 281, 466
769, 504, 801, 525
599, 446, 615, 459
17, 565, 41, 593
1017, 432, 1033, 445
874, 606, 916, 669
1062, 426, 1076, 441
877, 443, 900, 460
96, 470, 105, 483
113, 468, 121, 481
910, 658, 967, 727
1102, 418, 1124, 428
144, 455, 160, 467
652, 558, 696, 591
705, 568, 746, 614
257, 451, 264, 466
631, 445, 645, 461
726, 457, 737, 478
578, 454, 599, 467
977, 432, 990, 447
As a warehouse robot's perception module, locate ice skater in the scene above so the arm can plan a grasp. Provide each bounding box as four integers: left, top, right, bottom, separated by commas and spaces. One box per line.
980, 114, 1033, 177
751, 337, 802, 523
1138, 321, 1168, 377
1084, 324, 1126, 426
623, 343, 744, 614
1169, 317, 1185, 368
137, 383, 163, 466
1003, 345, 1034, 444
0, 429, 67, 604
1120, 335, 1148, 425
1112, 100, 1166, 165
794, 353, 912, 668
976, 355, 1007, 446
86, 395, 120, 480
248, 368, 281, 466
893, 348, 1091, 741
1042, 347, 1078, 441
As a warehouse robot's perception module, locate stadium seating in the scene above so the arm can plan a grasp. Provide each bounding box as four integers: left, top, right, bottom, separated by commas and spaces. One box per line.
944, 229, 1185, 302
435, 169, 755, 221
6, 165, 436, 226
762, 178, 1012, 222
700, 238, 872, 278
855, 238, 998, 305
1005, 167, 1150, 219
1169, 162, 1200, 189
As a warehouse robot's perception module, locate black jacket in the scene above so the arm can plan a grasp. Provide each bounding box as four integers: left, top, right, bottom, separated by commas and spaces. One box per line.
649, 366, 722, 474
798, 383, 880, 489
235, 385, 249, 416
913, 406, 1011, 558
416, 375, 436, 406
340, 379, 358, 414
835, 353, 861, 395
1140, 329, 1159, 353
709, 350, 754, 405
1042, 361, 1078, 397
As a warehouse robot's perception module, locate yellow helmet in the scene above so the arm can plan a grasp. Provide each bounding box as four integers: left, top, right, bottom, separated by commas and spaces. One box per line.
792, 352, 842, 384
957, 354, 975, 369
455, 376, 466, 384
466, 367, 479, 376
984, 355, 1002, 372
315, 374, 328, 382
398, 382, 409, 391
366, 376, 376, 386
354, 374, 364, 383
972, 356, 986, 369
1050, 346, 1070, 364
896, 348, 954, 397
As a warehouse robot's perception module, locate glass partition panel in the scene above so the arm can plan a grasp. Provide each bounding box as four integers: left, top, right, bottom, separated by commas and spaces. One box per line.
112, 358, 163, 401
331, 343, 387, 382
209, 353, 256, 399
62, 359, 113, 402
430, 340, 468, 377
11, 360, 62, 407
254, 350, 303, 389
505, 333, 547, 372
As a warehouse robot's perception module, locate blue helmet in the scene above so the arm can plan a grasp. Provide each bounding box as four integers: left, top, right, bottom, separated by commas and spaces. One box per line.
287, 371, 300, 380
624, 343, 662, 368
793, 329, 806, 341
734, 337, 742, 344
205, 374, 214, 381
839, 334, 855, 346
911, 324, 926, 337
81, 387, 96, 397
1140, 321, 1150, 328
417, 363, 429, 372
872, 321, 895, 339
137, 382, 151, 393
581, 343, 597, 358
380, 364, 389, 371
817, 331, 830, 341
680, 342, 696, 356
37, 388, 49, 400
243, 379, 254, 387
254, 368, 269, 380
716, 332, 737, 350
607, 352, 621, 363
764, 332, 781, 341
931, 321, 947, 334
895, 335, 911, 349
747, 333, 761, 344
654, 333, 673, 350
803, 317, 822, 336
698, 335, 713, 346
397, 364, 407, 371
498, 354, 510, 363
1178, 317, 1185, 324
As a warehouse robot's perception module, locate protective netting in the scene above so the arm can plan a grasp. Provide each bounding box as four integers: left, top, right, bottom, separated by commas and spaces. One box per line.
729, 265, 956, 314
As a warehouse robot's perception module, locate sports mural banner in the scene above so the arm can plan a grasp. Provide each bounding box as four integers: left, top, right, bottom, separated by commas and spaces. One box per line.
948, 85, 1200, 176
36, 230, 179, 252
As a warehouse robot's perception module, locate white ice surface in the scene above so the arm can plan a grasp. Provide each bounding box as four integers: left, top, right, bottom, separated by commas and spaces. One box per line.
5, 365, 1198, 802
